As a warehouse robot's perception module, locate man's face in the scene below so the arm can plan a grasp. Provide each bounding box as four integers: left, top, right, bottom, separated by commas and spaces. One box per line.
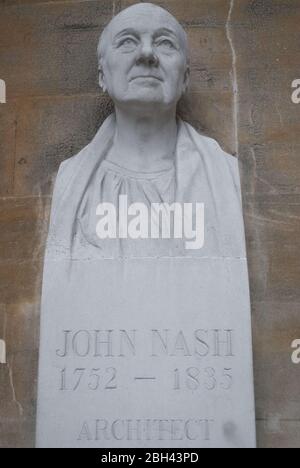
99, 5, 190, 110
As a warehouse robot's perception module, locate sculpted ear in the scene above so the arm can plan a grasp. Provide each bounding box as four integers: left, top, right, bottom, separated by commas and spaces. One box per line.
98, 59, 107, 93
182, 65, 190, 94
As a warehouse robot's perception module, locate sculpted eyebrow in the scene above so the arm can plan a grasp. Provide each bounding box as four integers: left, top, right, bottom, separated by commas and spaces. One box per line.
113, 28, 178, 42
153, 28, 178, 39
113, 29, 139, 41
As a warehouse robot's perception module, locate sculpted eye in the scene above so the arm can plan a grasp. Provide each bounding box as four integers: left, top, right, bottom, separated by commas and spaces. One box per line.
157, 39, 175, 49
119, 37, 137, 48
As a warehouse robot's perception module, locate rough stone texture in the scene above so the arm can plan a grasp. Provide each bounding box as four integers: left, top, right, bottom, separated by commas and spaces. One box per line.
0, 104, 17, 196
233, 0, 300, 448
0, 0, 299, 448
13, 96, 114, 196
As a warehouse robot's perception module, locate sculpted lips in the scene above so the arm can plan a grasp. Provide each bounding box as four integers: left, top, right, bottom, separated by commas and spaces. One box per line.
130, 75, 163, 82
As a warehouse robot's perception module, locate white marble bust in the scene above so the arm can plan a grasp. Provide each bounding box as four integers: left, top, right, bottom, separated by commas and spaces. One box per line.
45, 2, 246, 259
36, 4, 256, 449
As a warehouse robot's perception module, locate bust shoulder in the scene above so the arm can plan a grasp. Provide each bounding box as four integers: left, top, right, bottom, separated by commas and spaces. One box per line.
179, 120, 240, 179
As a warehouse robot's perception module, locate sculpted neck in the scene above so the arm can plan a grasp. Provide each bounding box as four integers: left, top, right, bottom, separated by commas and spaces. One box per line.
107, 107, 178, 173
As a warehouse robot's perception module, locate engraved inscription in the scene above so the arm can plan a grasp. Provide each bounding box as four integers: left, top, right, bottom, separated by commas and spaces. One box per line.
77, 418, 214, 442
56, 330, 137, 358
54, 326, 235, 445
59, 367, 117, 391
151, 329, 234, 357
56, 329, 235, 358
173, 367, 233, 391
56, 328, 236, 394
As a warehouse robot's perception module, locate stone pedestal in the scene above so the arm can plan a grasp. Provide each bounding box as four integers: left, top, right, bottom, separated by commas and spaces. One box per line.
36, 257, 256, 448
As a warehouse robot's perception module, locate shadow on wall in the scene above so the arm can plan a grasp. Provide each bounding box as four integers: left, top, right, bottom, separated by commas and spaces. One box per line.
177, 94, 206, 133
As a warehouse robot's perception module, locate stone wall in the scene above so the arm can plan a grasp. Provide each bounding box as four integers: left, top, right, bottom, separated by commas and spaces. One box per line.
0, 0, 299, 448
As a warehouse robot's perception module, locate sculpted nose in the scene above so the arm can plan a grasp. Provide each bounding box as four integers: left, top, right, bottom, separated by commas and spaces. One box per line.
136, 42, 159, 66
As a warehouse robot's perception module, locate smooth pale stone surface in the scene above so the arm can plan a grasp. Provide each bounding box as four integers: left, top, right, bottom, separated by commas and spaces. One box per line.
36, 257, 256, 448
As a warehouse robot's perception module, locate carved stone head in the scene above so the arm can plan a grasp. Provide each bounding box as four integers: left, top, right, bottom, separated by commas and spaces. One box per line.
97, 3, 190, 111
